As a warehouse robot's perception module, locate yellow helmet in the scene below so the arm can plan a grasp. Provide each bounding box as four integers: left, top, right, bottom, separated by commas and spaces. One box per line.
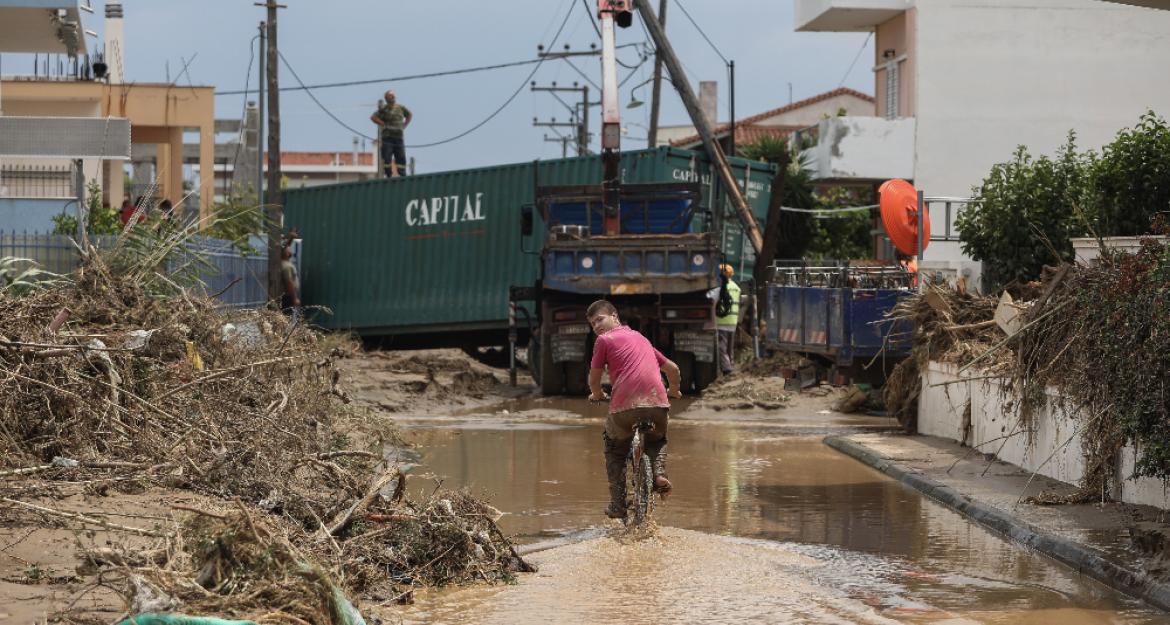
720, 263, 734, 278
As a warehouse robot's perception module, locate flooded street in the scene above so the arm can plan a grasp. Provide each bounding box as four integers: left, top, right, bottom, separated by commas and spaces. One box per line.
389, 398, 1170, 624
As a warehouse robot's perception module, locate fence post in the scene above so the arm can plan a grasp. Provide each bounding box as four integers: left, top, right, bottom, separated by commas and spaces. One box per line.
73, 159, 88, 248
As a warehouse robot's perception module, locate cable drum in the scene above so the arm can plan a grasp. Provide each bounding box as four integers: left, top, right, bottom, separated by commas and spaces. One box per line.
879, 179, 931, 256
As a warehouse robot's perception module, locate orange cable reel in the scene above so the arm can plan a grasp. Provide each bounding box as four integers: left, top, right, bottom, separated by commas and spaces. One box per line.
879, 179, 930, 257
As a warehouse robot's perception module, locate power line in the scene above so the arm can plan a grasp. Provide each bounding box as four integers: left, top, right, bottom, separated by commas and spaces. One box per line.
229, 35, 260, 174
838, 32, 873, 88
214, 58, 544, 96
278, 50, 374, 141
674, 0, 729, 65
276, 0, 579, 149
406, 0, 579, 148
581, 0, 602, 39
780, 204, 878, 215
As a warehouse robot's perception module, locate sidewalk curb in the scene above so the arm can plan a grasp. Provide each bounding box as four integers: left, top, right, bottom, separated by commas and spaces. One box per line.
824, 434, 1170, 612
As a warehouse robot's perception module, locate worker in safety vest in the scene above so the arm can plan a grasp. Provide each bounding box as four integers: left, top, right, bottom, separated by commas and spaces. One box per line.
716, 263, 741, 376
897, 252, 919, 287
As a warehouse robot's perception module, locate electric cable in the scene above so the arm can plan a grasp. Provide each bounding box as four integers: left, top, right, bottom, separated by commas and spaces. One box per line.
229, 35, 259, 175
673, 0, 729, 65
780, 204, 878, 214
276, 0, 579, 148
214, 58, 544, 96
838, 32, 873, 88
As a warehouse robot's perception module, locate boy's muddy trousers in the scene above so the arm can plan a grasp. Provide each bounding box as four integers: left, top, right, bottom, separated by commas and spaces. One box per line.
602, 432, 668, 516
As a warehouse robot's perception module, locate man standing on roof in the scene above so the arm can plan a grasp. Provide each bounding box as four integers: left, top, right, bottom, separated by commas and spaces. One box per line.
371, 89, 412, 178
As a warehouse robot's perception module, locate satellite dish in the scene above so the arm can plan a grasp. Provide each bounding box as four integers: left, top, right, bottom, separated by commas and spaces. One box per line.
879, 179, 930, 256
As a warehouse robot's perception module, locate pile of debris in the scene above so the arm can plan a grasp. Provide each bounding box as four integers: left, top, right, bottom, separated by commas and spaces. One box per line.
0, 246, 531, 623
884, 236, 1170, 503
882, 282, 1010, 430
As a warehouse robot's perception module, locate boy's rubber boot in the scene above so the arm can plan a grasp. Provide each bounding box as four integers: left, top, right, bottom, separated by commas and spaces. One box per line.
645, 437, 672, 494
603, 432, 629, 519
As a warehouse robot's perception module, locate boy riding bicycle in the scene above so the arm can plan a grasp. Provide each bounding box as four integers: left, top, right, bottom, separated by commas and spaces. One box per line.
586, 300, 682, 519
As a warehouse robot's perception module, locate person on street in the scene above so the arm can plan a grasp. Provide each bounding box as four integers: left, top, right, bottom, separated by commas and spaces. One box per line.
370, 89, 412, 178
716, 263, 741, 376
280, 244, 301, 316
118, 198, 136, 227
586, 299, 682, 519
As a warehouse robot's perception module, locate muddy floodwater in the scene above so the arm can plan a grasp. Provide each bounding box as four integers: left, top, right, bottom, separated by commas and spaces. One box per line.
390, 398, 1170, 624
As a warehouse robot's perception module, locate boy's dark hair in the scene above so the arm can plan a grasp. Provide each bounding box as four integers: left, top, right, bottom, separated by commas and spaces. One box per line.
586, 299, 618, 318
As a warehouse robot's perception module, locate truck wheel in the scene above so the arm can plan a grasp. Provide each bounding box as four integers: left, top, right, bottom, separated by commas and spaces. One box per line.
693, 361, 717, 392
564, 360, 589, 395
676, 352, 695, 394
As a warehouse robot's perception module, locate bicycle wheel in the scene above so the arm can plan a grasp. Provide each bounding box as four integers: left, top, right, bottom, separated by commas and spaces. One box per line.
631, 452, 655, 526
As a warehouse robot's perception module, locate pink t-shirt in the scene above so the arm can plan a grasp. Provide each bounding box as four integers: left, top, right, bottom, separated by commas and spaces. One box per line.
590, 325, 669, 414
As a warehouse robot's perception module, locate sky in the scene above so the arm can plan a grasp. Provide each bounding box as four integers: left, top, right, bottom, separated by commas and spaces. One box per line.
15, 0, 875, 173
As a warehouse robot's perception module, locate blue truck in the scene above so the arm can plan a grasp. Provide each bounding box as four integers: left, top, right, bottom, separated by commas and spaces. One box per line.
517, 180, 724, 395
764, 262, 915, 372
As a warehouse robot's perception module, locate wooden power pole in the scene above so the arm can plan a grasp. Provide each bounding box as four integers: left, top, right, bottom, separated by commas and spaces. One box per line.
647, 0, 667, 148
631, 0, 764, 255
257, 0, 286, 303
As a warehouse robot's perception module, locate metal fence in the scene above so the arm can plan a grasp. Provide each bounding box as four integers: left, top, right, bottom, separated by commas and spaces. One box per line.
0, 231, 268, 309
0, 165, 75, 198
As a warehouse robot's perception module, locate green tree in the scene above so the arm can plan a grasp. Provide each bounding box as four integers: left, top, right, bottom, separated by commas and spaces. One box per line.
806, 186, 874, 260
204, 185, 267, 254
52, 179, 121, 236
1085, 111, 1170, 237
740, 135, 871, 261
958, 133, 1090, 290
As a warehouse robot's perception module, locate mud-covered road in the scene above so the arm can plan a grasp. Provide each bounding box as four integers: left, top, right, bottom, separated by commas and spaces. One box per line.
346, 350, 1170, 624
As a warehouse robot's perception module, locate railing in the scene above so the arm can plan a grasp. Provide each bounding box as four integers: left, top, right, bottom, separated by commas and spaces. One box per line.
925, 196, 978, 243
0, 231, 268, 309
0, 165, 75, 198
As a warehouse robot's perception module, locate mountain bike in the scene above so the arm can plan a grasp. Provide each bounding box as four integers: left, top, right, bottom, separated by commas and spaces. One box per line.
625, 417, 657, 527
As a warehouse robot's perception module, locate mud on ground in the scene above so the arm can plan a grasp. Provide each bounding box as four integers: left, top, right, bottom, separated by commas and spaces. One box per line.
340, 348, 534, 415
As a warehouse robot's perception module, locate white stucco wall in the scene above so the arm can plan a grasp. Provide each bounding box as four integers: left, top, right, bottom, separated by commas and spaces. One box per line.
914, 0, 1170, 199
806, 116, 915, 180
920, 361, 1170, 510
875, 0, 1170, 288
754, 94, 876, 127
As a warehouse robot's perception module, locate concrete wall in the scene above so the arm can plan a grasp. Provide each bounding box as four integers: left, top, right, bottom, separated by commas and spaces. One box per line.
906, 0, 1170, 289
914, 0, 1170, 199
0, 197, 68, 232
920, 361, 1170, 509
874, 9, 915, 119
805, 116, 915, 180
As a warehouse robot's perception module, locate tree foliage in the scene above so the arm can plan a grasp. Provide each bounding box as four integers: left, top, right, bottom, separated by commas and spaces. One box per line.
52, 180, 122, 236
957, 134, 1089, 290
959, 111, 1170, 291
740, 136, 872, 261
1084, 111, 1170, 237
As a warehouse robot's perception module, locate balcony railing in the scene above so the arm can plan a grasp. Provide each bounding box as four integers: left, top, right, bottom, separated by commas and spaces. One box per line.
0, 164, 74, 198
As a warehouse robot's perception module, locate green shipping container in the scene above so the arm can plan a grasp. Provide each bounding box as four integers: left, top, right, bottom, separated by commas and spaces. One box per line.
284, 146, 775, 341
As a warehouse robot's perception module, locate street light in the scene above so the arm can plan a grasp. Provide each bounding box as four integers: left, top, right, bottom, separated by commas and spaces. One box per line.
626, 78, 653, 109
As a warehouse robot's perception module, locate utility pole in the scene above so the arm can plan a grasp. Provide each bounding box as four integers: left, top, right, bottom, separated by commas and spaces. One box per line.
647, 0, 667, 148
728, 59, 736, 157
256, 1, 286, 304
531, 82, 592, 156
632, 0, 763, 254
256, 22, 265, 209
543, 134, 573, 157
533, 116, 580, 153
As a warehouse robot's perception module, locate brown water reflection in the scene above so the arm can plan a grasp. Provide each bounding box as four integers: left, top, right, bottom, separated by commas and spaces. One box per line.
392, 405, 1169, 624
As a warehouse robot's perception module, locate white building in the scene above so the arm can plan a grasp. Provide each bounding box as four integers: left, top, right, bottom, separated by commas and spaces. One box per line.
794, 0, 1170, 289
